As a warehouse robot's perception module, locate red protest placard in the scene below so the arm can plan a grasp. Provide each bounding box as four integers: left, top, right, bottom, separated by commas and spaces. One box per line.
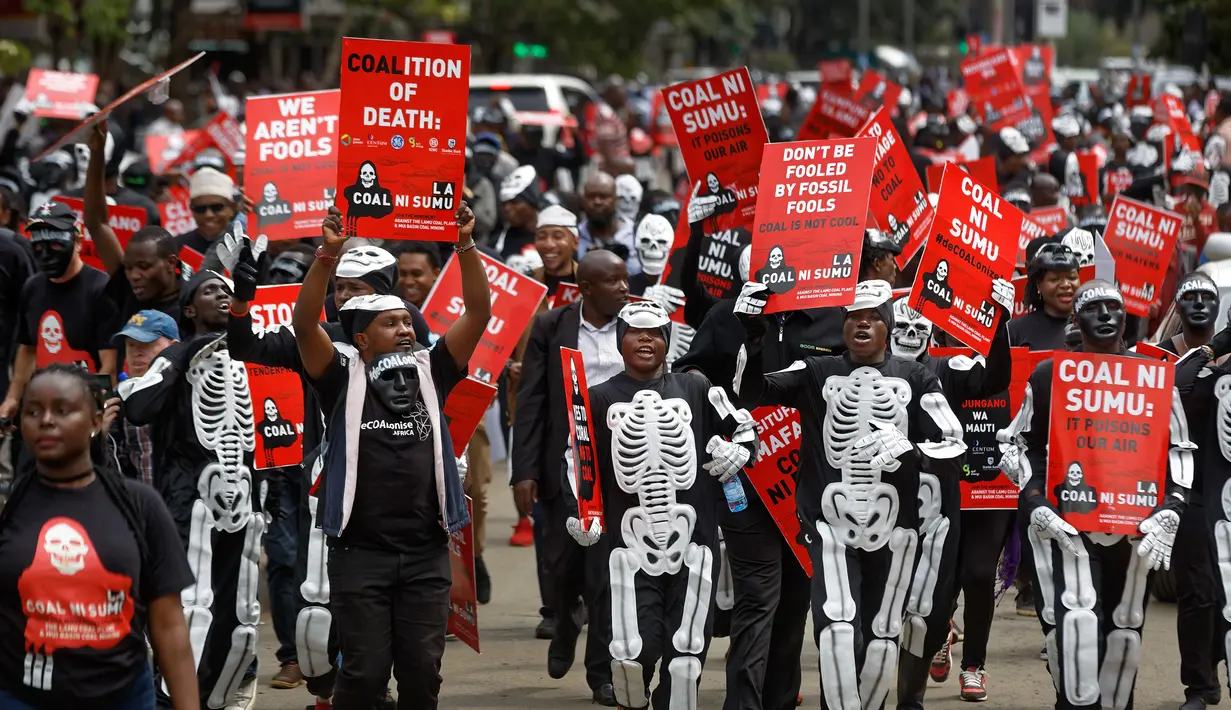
1126, 74, 1152, 108
447, 497, 479, 653
192, 111, 245, 167
35, 53, 205, 163
50, 197, 146, 274
750, 138, 875, 314
1046, 353, 1173, 535
1030, 206, 1069, 235
1070, 151, 1101, 207
798, 89, 872, 141
561, 348, 603, 531
925, 156, 997, 196
819, 59, 853, 93
855, 71, 902, 114
24, 70, 99, 120
857, 108, 934, 266
245, 285, 315, 469
1016, 213, 1050, 267
929, 346, 1019, 510
549, 282, 580, 309
908, 165, 1022, 355
444, 377, 498, 452
246, 90, 341, 240
338, 38, 470, 241
146, 130, 201, 175
1134, 341, 1176, 362
159, 185, 196, 236
664, 68, 767, 232
961, 49, 1033, 130
420, 252, 547, 383
1102, 196, 1182, 316
745, 406, 812, 575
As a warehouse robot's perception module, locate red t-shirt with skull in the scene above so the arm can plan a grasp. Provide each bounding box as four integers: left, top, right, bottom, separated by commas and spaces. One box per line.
0, 476, 192, 702
17, 266, 117, 372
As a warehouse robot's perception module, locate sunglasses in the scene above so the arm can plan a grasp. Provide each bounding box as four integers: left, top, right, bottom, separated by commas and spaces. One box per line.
191, 203, 228, 215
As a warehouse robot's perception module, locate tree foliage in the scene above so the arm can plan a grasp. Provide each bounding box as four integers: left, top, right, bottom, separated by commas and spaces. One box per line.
1149, 0, 1231, 73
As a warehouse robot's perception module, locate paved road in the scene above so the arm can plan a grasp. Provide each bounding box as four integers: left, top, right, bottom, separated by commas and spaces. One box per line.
251, 462, 1196, 709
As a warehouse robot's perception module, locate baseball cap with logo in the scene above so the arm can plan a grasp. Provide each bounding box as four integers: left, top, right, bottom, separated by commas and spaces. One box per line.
113, 309, 180, 345
27, 201, 78, 233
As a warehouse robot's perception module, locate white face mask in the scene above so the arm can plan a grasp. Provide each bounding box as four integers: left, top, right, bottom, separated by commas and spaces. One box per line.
890, 297, 932, 360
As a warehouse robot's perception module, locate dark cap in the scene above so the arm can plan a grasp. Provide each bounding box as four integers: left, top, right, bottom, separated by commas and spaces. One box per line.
26, 200, 78, 232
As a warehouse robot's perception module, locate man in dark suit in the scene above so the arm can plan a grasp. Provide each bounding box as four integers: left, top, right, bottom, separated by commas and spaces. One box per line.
512, 249, 629, 707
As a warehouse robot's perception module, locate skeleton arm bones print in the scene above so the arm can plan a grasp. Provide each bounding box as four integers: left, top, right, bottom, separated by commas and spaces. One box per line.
1017, 357, 1192, 710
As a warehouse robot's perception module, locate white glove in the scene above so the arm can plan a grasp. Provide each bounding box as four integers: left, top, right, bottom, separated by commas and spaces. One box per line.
642, 283, 687, 314
997, 441, 1022, 487
853, 421, 913, 471
456, 449, 469, 486
702, 435, 750, 481
567, 516, 603, 546
687, 179, 719, 224
1137, 507, 1180, 571
991, 277, 1015, 312
733, 281, 770, 316
1029, 505, 1080, 556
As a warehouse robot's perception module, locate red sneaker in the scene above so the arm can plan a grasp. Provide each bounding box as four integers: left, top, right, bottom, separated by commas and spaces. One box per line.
959, 667, 988, 702
509, 518, 534, 547
313, 698, 333, 710
930, 624, 955, 683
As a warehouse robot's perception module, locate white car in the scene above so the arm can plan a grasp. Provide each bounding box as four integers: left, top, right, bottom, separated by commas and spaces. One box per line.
469, 74, 599, 147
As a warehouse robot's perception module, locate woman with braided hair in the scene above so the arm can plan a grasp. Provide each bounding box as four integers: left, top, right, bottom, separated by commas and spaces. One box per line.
0, 364, 198, 709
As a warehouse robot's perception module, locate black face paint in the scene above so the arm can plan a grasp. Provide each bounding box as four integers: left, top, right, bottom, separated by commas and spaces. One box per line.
367, 352, 421, 415
1179, 291, 1218, 328
29, 230, 75, 278
1075, 297, 1125, 344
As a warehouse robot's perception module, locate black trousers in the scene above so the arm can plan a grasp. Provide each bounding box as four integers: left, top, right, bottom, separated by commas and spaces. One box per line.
719, 495, 809, 710
328, 542, 451, 710
1176, 501, 1222, 701
956, 508, 1016, 668
540, 492, 612, 691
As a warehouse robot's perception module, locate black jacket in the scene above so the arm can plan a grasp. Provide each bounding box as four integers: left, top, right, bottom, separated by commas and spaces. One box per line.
511, 301, 582, 500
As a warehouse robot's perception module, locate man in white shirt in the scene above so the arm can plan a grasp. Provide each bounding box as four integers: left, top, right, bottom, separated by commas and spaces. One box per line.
511, 250, 628, 706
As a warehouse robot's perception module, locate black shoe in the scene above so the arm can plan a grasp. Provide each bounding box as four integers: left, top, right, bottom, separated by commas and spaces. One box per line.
535, 617, 555, 640
475, 556, 491, 605
1015, 584, 1036, 617
1181, 698, 1209, 710
592, 684, 617, 707
547, 637, 575, 679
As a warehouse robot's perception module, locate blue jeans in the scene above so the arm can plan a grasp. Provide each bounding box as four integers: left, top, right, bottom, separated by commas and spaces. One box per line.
0, 663, 154, 709
265, 468, 301, 664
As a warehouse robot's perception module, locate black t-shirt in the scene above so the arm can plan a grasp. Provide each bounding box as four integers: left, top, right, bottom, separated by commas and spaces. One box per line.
17, 266, 117, 372
0, 229, 36, 395
1008, 310, 1069, 352
0, 475, 192, 703
312, 339, 465, 551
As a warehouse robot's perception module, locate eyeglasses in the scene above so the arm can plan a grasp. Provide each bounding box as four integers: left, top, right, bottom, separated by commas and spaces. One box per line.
191, 203, 228, 215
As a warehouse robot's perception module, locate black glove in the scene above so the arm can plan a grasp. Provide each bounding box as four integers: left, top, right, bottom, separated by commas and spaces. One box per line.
1211, 322, 1231, 359
231, 244, 269, 303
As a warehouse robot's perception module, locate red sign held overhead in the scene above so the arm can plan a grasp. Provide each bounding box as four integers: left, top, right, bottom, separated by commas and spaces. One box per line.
750, 138, 876, 314
245, 284, 315, 469
819, 59, 853, 93
146, 130, 202, 175
1046, 353, 1174, 535
854, 71, 903, 114
1102, 195, 1182, 317
50, 197, 146, 274
744, 406, 812, 575
159, 184, 196, 236
1134, 341, 1176, 362
421, 30, 456, 44
961, 48, 1033, 130
444, 377, 498, 453
24, 70, 99, 120
420, 252, 548, 383
561, 348, 603, 532
857, 108, 934, 266
337, 38, 470, 241
797, 89, 872, 141
925, 156, 997, 195
1030, 206, 1069, 235
907, 165, 1023, 355
1126, 74, 1152, 108
246, 90, 341, 241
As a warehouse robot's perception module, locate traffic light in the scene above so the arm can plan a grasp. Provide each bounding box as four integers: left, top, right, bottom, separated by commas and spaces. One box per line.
513, 42, 548, 59
958, 39, 968, 55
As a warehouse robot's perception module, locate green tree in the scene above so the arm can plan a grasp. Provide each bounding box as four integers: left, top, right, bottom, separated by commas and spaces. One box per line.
23, 0, 132, 81
1150, 0, 1231, 73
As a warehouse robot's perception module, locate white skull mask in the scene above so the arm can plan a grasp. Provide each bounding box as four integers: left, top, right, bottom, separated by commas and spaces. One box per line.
264, 399, 279, 420
1062, 229, 1096, 267
936, 260, 949, 281
44, 522, 88, 575
739, 245, 752, 282
635, 214, 673, 276
615, 175, 643, 223
768, 247, 784, 270
890, 296, 933, 360
1067, 462, 1083, 487
263, 182, 278, 202
359, 163, 376, 189
41, 313, 64, 354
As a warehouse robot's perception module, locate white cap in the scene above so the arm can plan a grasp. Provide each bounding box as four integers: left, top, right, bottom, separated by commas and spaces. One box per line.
189, 168, 235, 201
536, 204, 579, 235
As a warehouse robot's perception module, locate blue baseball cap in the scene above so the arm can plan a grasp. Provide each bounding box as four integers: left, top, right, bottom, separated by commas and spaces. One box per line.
113, 310, 179, 345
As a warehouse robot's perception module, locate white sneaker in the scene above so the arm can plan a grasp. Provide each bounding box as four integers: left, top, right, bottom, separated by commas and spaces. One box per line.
224, 675, 258, 710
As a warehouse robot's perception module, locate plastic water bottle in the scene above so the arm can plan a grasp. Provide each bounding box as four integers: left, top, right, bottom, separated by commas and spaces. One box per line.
723, 475, 749, 512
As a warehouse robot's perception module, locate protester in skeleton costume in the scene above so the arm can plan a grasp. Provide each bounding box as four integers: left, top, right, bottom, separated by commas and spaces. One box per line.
119, 269, 266, 709
1016, 279, 1192, 710
1009, 243, 1081, 351
224, 214, 431, 704
734, 278, 966, 710
290, 204, 487, 709
576, 301, 756, 710
887, 280, 1015, 707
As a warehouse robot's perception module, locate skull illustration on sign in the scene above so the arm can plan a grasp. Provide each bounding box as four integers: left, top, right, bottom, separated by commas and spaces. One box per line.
890, 296, 933, 360
635, 214, 673, 276
264, 398, 279, 420
1067, 461, 1083, 487
41, 313, 64, 354
936, 260, 949, 281
263, 182, 278, 202
360, 163, 376, 190
706, 173, 721, 194
44, 521, 88, 575
768, 246, 784, 270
